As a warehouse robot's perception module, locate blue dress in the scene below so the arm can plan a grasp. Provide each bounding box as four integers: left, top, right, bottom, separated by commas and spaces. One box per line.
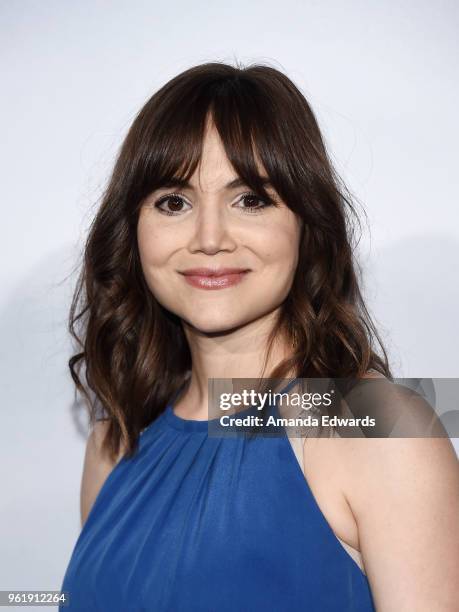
59, 383, 376, 611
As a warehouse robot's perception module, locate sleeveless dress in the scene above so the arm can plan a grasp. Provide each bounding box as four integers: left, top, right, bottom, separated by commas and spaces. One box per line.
59, 382, 376, 611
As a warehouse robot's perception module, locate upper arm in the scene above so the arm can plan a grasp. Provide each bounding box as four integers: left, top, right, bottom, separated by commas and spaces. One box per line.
345, 435, 459, 611
80, 420, 124, 528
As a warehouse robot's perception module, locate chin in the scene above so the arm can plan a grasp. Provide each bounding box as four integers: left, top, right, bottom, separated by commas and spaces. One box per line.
180, 310, 252, 335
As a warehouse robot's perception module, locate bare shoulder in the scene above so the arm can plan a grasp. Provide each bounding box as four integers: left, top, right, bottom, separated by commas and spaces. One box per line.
80, 420, 125, 528
338, 373, 459, 610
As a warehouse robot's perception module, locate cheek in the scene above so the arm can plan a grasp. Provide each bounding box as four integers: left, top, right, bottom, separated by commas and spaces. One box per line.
136, 222, 173, 300
137, 219, 174, 267
254, 220, 301, 270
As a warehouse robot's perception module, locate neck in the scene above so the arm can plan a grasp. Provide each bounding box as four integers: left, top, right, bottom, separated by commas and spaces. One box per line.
174, 307, 295, 419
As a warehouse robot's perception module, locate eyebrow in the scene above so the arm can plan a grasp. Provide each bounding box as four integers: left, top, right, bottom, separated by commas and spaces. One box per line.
157, 176, 273, 191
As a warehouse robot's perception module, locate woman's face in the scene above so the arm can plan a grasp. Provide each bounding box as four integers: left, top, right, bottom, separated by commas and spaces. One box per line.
137, 121, 302, 334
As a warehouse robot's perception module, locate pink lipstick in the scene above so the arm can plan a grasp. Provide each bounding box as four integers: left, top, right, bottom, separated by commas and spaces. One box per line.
179, 267, 250, 290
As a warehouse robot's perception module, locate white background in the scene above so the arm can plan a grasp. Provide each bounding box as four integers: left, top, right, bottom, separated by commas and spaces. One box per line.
1, 0, 458, 604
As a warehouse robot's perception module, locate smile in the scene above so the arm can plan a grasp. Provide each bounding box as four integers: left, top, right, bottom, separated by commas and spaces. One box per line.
183, 271, 252, 289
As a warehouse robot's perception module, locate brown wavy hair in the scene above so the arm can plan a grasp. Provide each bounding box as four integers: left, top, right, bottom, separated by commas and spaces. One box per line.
68, 61, 392, 461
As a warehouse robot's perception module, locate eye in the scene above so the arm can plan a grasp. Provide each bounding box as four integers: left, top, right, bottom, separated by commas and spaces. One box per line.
153, 191, 275, 216
234, 192, 272, 214
154, 194, 191, 216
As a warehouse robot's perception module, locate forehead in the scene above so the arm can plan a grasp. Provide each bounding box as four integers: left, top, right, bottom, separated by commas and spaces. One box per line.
143, 107, 282, 203
191, 122, 269, 192
155, 175, 274, 195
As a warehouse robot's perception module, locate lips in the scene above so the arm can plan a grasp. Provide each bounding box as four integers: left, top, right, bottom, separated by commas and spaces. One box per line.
179, 267, 251, 290
180, 268, 249, 277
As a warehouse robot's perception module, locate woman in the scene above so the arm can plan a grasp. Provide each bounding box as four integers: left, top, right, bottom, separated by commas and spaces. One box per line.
60, 62, 459, 610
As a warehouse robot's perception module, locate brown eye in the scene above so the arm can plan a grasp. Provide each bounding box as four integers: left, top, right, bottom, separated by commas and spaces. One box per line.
235, 192, 270, 214
154, 194, 191, 216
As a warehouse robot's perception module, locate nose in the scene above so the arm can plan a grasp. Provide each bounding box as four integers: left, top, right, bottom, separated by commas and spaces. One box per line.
187, 199, 237, 255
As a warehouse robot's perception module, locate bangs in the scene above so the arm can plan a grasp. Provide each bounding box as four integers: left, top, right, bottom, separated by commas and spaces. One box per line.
130, 72, 304, 213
